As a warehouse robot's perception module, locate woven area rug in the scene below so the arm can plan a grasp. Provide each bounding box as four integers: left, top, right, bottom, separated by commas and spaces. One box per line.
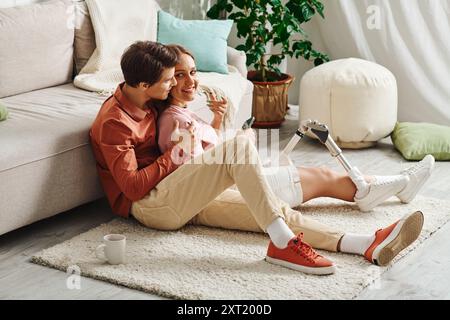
31, 196, 450, 299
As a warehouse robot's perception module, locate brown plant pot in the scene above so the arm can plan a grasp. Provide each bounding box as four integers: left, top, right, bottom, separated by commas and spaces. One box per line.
247, 71, 294, 128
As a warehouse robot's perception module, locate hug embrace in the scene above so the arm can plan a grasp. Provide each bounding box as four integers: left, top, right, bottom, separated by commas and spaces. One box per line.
90, 41, 434, 275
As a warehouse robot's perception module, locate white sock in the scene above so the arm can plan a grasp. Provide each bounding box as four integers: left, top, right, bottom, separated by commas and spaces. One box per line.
339, 233, 376, 255
266, 217, 295, 249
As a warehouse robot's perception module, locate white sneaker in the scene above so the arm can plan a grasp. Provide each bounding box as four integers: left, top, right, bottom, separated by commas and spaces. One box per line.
355, 175, 409, 212
397, 155, 435, 204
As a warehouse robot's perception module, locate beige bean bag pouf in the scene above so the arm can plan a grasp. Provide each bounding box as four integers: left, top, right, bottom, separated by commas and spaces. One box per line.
299, 58, 397, 149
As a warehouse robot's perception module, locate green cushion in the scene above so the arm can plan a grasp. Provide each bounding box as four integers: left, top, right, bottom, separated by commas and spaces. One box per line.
391, 122, 450, 161
0, 103, 8, 121
157, 10, 233, 74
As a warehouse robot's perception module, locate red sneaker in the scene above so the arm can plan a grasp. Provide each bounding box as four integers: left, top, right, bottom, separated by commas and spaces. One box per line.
265, 233, 336, 275
365, 211, 424, 266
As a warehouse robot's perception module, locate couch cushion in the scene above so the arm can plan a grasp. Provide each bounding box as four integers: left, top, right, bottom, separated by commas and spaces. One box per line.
0, 84, 105, 173
74, 1, 96, 75
0, 0, 75, 98
0, 84, 106, 236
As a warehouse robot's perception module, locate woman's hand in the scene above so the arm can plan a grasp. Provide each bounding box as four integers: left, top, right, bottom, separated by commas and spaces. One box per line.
172, 119, 197, 155
207, 93, 228, 130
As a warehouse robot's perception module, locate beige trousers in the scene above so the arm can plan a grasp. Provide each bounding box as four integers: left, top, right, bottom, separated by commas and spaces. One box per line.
131, 135, 344, 252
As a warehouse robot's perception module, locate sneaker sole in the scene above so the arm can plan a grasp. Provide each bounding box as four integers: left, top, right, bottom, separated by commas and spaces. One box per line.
357, 178, 408, 212
265, 256, 336, 275
372, 211, 424, 266
398, 157, 435, 204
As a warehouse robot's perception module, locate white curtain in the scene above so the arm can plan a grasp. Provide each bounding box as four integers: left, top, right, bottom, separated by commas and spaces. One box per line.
313, 0, 450, 125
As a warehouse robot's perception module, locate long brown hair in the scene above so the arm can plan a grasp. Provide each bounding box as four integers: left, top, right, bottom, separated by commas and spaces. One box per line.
153, 44, 195, 114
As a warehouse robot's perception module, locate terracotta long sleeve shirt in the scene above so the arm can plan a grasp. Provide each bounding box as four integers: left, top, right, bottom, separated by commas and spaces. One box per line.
90, 83, 181, 217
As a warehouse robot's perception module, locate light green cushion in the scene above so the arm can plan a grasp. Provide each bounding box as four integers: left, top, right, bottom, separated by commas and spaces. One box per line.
391, 122, 450, 161
0, 103, 8, 121
157, 10, 232, 74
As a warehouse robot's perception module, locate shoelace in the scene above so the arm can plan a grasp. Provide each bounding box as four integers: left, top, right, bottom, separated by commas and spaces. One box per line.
290, 233, 320, 262
372, 178, 391, 186
372, 176, 407, 187
402, 158, 429, 175
402, 163, 423, 175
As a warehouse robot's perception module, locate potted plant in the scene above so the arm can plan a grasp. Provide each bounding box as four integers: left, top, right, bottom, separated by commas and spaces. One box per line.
207, 0, 329, 128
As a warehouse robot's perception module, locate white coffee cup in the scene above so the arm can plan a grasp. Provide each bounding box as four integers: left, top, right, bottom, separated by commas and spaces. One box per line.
96, 234, 126, 265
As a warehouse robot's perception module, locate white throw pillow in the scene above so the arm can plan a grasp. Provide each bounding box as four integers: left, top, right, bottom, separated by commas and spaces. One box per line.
80, 0, 160, 74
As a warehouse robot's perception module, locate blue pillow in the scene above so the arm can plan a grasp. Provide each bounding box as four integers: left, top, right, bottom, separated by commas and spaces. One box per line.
157, 10, 233, 74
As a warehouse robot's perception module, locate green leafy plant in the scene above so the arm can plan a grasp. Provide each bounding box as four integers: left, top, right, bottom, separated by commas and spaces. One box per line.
207, 0, 329, 82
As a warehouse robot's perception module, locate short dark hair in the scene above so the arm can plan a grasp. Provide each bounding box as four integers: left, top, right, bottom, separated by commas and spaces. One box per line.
121, 41, 178, 87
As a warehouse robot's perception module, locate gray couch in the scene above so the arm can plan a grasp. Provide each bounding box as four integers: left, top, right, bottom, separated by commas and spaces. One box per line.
0, 0, 253, 236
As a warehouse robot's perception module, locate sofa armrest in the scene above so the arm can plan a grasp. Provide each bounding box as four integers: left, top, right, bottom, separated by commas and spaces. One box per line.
227, 46, 247, 78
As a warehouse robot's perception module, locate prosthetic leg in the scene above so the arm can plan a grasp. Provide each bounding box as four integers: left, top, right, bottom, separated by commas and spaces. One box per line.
281, 120, 369, 192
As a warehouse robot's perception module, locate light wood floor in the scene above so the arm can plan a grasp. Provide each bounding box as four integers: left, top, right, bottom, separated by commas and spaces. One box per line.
1, 106, 449, 299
